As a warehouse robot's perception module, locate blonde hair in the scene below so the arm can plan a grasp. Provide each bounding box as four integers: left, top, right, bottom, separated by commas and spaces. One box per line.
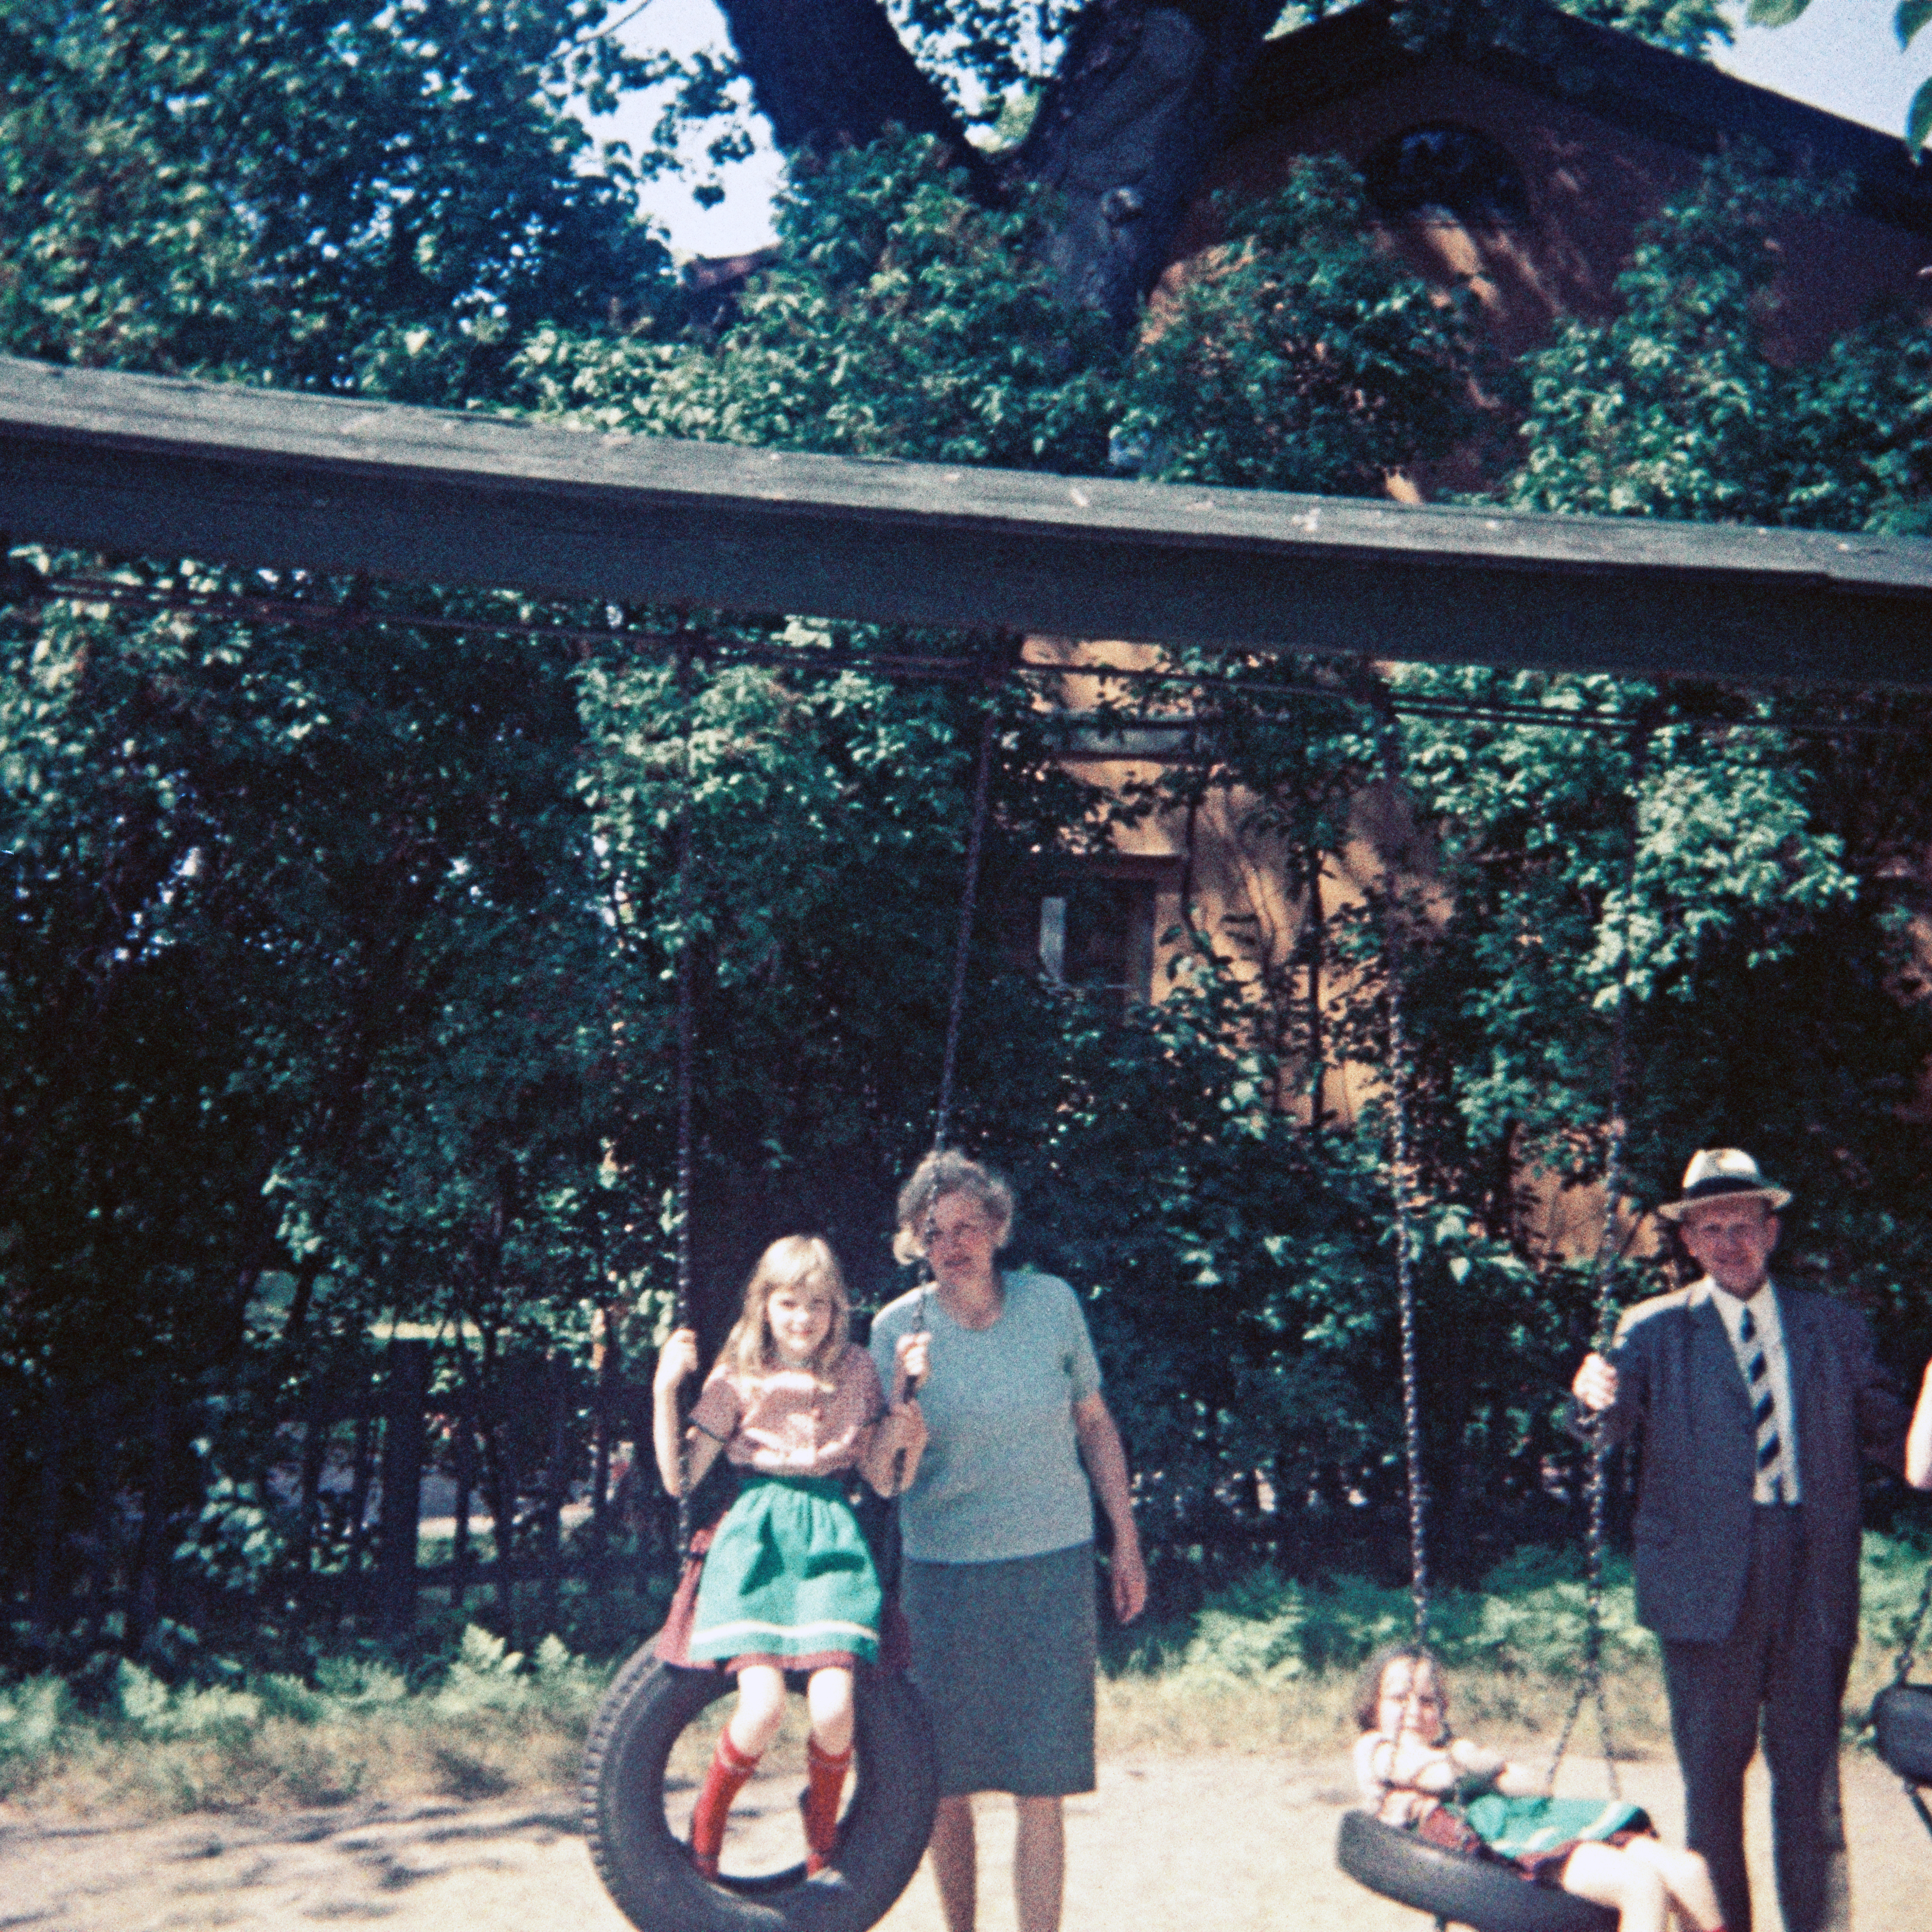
892, 1150, 1015, 1266
721, 1234, 852, 1382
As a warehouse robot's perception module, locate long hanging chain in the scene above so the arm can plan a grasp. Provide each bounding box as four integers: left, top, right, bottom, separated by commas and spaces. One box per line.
1544, 712, 1656, 1798
893, 690, 998, 1498
934, 699, 997, 1156
1377, 700, 1430, 1648
1891, 1562, 1932, 1688
672, 636, 698, 1560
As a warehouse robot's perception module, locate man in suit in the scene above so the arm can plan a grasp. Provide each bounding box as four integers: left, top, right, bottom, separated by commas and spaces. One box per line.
1571, 1148, 1907, 1932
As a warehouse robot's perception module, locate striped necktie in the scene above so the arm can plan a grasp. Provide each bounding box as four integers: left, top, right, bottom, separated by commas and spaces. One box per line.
1739, 1306, 1784, 1502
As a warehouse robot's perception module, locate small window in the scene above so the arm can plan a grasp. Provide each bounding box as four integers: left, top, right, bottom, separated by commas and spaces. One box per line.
1363, 124, 1529, 227
1038, 877, 1156, 1001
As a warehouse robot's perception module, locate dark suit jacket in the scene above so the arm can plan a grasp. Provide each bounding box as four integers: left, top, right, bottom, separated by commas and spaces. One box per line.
1584, 1279, 1906, 1647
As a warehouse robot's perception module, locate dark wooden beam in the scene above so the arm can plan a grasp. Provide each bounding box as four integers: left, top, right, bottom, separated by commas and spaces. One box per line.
4, 354, 1932, 689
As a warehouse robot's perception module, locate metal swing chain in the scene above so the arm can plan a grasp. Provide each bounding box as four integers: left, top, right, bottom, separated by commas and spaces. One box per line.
1388, 956, 1431, 1648
1376, 699, 1431, 1647
1544, 713, 1657, 1800
934, 699, 998, 1156
671, 636, 698, 1561
1888, 1550, 1932, 1688
892, 687, 998, 1497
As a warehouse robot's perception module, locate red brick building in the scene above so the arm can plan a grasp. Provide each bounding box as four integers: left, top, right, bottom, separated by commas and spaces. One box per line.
1029, 3, 1932, 1057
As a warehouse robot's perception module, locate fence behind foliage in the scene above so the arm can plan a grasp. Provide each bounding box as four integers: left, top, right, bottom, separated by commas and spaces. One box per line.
0, 1341, 682, 1665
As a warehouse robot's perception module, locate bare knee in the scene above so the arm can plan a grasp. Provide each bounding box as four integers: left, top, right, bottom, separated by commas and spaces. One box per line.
1564, 1844, 1670, 1929
730, 1666, 787, 1756
805, 1666, 855, 1754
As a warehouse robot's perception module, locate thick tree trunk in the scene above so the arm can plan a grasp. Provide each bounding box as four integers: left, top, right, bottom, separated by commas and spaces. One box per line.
712, 0, 1285, 325
1014, 1, 1287, 323
712, 0, 997, 192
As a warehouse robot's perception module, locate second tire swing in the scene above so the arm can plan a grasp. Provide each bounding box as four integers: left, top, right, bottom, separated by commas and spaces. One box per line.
1334, 703, 1654, 1932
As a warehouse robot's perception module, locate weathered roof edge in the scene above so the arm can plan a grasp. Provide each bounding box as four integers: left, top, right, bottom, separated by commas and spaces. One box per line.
4, 353, 1932, 689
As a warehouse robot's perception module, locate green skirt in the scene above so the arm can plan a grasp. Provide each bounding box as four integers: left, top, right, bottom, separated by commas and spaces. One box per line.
689, 1474, 882, 1666
1463, 1794, 1652, 1862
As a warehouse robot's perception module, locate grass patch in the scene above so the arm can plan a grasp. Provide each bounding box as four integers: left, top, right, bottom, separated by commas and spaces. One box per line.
0, 1532, 1922, 1817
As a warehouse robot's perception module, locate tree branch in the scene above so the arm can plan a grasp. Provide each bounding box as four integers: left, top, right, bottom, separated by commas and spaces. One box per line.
714, 0, 997, 192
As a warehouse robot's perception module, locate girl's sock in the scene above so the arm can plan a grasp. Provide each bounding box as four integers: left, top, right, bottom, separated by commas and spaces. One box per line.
802, 1736, 853, 1874
689, 1730, 762, 1877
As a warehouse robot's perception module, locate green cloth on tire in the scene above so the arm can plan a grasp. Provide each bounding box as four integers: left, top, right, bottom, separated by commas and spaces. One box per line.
1461, 1794, 1650, 1858
689, 1473, 882, 1664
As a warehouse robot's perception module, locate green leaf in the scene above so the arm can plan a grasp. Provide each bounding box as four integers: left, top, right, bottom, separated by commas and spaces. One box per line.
1911, 75, 1932, 154
1899, 0, 1932, 48
1745, 0, 1811, 21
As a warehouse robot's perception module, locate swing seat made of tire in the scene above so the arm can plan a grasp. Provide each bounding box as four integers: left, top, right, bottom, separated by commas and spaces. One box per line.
583, 1646, 938, 1932
1874, 1683, 1932, 1784
1336, 1810, 1616, 1932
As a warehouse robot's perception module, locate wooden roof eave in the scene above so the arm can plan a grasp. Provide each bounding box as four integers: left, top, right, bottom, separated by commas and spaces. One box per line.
3, 354, 1932, 689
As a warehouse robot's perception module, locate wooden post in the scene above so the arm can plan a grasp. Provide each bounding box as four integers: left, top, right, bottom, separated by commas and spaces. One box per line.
129, 1381, 173, 1654
589, 1303, 619, 1576
340, 1409, 374, 1634
296, 1385, 330, 1612
538, 1354, 567, 1635
29, 1386, 66, 1647
451, 1399, 476, 1616
83, 1387, 121, 1647
376, 1338, 430, 1640
482, 1397, 518, 1649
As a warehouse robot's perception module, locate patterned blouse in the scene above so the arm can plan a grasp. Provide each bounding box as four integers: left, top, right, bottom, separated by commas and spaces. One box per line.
688, 1342, 884, 1477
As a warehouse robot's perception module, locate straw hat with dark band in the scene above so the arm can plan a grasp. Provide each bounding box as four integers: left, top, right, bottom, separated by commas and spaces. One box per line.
1655, 1147, 1792, 1223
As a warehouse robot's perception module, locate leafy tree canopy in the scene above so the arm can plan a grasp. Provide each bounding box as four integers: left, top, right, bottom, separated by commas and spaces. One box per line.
1, 0, 1930, 1650
0, 0, 678, 396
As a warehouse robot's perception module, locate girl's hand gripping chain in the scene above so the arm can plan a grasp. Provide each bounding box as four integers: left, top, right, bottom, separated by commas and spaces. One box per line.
652, 1327, 719, 1496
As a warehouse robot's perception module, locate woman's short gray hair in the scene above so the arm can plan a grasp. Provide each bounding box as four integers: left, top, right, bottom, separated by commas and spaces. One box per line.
893, 1150, 1015, 1265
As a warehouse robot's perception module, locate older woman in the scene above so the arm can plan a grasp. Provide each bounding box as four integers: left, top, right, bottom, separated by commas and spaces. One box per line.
869, 1150, 1146, 1932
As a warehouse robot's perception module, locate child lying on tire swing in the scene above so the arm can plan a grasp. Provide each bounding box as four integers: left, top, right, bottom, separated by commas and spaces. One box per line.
652, 1235, 928, 1877
1355, 1647, 1727, 1932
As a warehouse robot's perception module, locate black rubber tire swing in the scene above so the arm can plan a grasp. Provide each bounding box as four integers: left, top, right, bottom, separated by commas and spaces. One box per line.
582, 1648, 939, 1932
1338, 1812, 1616, 1932
1333, 699, 1633, 1932
582, 661, 998, 1932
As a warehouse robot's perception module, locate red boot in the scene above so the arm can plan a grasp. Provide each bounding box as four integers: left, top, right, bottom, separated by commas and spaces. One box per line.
803, 1736, 853, 1876
689, 1730, 761, 1879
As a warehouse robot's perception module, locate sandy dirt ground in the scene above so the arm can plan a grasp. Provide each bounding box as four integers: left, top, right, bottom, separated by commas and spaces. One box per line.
1, 1748, 1925, 1932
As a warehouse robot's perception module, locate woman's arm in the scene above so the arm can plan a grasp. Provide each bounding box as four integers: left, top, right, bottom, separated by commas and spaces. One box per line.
652, 1329, 725, 1496
1072, 1392, 1147, 1623
1908, 1358, 1932, 1489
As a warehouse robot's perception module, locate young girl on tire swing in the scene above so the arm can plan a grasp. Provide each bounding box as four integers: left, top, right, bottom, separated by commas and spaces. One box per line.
1356, 1647, 1728, 1932
653, 1235, 928, 1879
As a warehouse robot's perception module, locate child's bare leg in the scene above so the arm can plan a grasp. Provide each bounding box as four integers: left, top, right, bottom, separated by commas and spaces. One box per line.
1013, 1795, 1066, 1932
805, 1665, 855, 1754
690, 1666, 786, 1876
1621, 1837, 1726, 1930
802, 1667, 857, 1872
930, 1795, 977, 1932
1563, 1843, 1671, 1932
728, 1664, 788, 1756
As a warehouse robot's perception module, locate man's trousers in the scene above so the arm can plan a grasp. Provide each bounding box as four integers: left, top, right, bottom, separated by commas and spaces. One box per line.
1660, 1506, 1851, 1932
